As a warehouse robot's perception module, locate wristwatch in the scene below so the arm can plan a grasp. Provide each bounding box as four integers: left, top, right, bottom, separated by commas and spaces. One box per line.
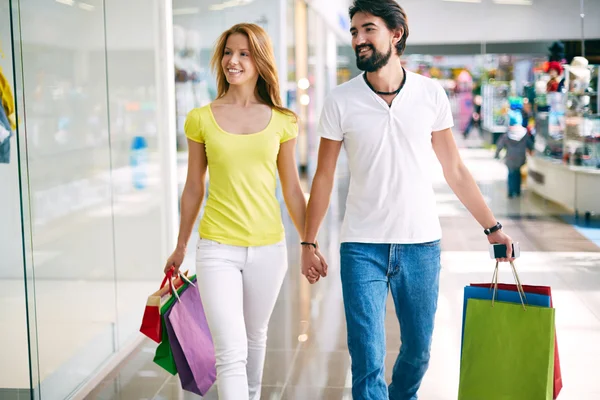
484, 222, 502, 236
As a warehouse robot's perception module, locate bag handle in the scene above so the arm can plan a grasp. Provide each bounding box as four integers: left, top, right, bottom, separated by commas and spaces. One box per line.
177, 271, 196, 288
169, 275, 180, 302
159, 267, 181, 302
163, 267, 196, 303
491, 261, 528, 310
160, 268, 174, 289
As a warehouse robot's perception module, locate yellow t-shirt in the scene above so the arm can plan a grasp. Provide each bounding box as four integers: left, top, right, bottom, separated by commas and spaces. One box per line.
184, 104, 298, 247
0, 67, 16, 129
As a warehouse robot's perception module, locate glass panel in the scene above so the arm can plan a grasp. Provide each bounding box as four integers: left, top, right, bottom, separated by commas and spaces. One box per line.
0, 1, 34, 398
4, 0, 179, 396
103, 0, 172, 349
12, 0, 118, 397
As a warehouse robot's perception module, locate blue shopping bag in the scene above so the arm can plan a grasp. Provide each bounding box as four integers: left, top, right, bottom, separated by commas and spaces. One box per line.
460, 286, 551, 353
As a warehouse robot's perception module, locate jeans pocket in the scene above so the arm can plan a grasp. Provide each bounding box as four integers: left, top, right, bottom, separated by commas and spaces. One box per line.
196, 238, 222, 256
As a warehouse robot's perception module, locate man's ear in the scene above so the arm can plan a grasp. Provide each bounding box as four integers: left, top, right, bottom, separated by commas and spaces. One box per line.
392, 28, 404, 47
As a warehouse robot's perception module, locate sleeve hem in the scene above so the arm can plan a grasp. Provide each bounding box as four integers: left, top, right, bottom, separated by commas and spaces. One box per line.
432, 122, 454, 133
185, 135, 204, 144
280, 135, 297, 144
318, 132, 343, 142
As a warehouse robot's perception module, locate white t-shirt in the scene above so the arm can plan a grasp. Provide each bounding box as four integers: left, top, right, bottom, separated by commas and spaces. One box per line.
318, 70, 454, 244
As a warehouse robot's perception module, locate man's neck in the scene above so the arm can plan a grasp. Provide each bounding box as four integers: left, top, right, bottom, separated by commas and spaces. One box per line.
365, 57, 404, 93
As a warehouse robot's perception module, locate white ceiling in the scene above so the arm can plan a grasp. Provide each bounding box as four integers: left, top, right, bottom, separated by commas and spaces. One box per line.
5, 0, 600, 51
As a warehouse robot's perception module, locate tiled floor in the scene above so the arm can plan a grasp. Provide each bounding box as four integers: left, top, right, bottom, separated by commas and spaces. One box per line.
86, 144, 600, 399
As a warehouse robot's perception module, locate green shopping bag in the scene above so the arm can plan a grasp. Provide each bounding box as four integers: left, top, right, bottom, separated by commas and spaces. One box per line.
458, 262, 555, 400
153, 273, 196, 375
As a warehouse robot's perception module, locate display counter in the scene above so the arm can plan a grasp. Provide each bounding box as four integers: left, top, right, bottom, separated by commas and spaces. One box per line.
527, 155, 600, 220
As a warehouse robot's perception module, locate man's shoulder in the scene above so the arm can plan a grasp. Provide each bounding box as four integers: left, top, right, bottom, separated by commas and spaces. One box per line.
407, 70, 442, 91
327, 75, 364, 101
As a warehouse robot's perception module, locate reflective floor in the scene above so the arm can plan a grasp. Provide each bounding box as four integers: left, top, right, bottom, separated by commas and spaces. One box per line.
87, 136, 600, 399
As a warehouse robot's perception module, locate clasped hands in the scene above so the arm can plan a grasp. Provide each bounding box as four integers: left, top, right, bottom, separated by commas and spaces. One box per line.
300, 245, 328, 284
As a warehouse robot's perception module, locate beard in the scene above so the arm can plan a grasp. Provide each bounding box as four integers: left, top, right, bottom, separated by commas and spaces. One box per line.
355, 43, 393, 72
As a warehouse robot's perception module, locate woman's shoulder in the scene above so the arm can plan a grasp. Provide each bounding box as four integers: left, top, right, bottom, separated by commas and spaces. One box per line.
186, 104, 212, 122
194, 103, 213, 114
271, 107, 298, 126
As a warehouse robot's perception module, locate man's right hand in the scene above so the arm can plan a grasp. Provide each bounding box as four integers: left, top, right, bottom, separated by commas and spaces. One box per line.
301, 245, 327, 284
164, 248, 186, 276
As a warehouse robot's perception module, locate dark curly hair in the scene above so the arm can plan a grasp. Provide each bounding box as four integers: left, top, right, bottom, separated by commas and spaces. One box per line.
349, 0, 409, 56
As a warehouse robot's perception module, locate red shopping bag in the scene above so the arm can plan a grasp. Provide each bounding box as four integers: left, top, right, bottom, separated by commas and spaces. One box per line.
140, 269, 188, 343
471, 283, 562, 399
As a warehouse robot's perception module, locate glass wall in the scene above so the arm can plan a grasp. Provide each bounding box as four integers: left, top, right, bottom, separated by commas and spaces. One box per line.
0, 2, 34, 398
1, 0, 177, 398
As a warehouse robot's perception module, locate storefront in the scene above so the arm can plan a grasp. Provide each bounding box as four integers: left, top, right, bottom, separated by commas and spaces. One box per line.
1, 1, 177, 398
528, 61, 600, 220
1, 0, 302, 398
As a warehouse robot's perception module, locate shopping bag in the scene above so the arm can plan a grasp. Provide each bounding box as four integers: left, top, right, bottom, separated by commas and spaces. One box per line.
458, 299, 555, 400
458, 262, 555, 400
470, 283, 563, 399
460, 286, 551, 350
164, 276, 216, 396
153, 273, 196, 375
140, 269, 188, 343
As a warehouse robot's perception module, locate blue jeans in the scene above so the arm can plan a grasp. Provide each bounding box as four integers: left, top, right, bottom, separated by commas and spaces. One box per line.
507, 169, 522, 197
340, 241, 442, 400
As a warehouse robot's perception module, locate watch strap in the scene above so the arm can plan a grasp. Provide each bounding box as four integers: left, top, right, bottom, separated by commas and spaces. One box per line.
484, 222, 502, 236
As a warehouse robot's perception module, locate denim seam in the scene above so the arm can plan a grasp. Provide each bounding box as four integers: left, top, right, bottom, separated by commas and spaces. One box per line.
389, 244, 400, 278
387, 244, 394, 278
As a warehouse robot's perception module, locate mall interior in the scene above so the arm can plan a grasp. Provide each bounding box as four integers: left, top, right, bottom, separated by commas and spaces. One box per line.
1, 0, 600, 399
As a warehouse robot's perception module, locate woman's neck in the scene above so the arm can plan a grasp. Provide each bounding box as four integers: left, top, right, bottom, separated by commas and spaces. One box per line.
222, 82, 261, 106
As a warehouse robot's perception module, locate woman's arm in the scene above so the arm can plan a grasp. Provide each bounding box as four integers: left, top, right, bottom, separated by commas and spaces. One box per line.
164, 139, 208, 273
277, 138, 325, 281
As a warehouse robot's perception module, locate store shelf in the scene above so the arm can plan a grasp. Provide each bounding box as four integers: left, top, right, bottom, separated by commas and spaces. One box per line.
528, 155, 600, 217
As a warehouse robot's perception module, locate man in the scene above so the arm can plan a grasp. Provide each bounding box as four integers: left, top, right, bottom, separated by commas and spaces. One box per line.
300, 1, 515, 399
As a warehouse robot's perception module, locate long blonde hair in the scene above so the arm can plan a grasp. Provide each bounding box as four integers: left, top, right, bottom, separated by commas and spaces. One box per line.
211, 23, 297, 121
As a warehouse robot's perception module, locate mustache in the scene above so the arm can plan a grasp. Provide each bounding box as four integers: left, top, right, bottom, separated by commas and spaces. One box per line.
356, 44, 374, 55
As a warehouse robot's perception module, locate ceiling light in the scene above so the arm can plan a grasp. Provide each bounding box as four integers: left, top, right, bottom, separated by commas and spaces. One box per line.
300, 94, 310, 106
78, 2, 95, 11
297, 334, 308, 343
442, 0, 482, 3
493, 0, 532, 4
173, 7, 200, 15
55, 0, 74, 6
209, 0, 255, 11
298, 78, 310, 90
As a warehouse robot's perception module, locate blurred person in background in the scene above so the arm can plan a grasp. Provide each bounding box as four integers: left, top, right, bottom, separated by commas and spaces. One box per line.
495, 109, 535, 198
463, 82, 482, 139
163, 23, 324, 400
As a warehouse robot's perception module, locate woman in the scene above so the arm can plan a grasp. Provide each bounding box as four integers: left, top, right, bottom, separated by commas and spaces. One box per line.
164, 23, 324, 400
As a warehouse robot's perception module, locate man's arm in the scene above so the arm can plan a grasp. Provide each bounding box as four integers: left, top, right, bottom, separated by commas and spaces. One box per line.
302, 138, 343, 278
432, 128, 515, 261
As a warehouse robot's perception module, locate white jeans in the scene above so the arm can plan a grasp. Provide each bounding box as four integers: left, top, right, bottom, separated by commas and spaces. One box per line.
196, 238, 288, 400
